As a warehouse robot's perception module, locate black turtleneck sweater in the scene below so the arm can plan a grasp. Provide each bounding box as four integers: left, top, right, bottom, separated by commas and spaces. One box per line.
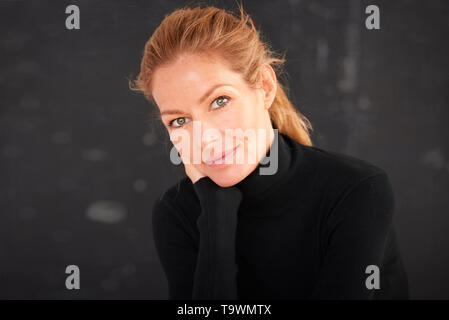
152, 131, 409, 300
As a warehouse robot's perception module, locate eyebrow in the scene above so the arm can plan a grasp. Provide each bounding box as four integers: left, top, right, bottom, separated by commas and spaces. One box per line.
197, 83, 230, 105
160, 109, 186, 117
159, 83, 230, 117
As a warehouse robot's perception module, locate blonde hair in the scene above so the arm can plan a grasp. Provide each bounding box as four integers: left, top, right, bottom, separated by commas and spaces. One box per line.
129, 2, 313, 146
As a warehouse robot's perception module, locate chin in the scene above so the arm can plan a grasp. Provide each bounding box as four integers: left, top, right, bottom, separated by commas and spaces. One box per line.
205, 163, 255, 188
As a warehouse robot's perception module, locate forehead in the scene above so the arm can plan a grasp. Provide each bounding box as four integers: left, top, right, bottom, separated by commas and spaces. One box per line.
151, 53, 244, 110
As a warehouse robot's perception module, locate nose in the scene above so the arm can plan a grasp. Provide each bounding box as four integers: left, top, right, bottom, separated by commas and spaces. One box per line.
198, 119, 224, 158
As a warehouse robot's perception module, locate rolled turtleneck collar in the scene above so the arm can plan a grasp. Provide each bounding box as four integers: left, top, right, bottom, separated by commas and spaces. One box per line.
234, 122, 294, 200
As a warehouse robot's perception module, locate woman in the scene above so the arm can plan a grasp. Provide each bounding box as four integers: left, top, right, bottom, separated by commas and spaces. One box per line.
130, 4, 409, 299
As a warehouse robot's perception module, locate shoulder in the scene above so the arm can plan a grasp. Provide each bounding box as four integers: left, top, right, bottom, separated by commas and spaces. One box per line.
154, 177, 195, 206
294, 142, 391, 193
304, 144, 385, 179
290, 145, 397, 245
152, 177, 200, 227
285, 139, 395, 217
302, 145, 394, 221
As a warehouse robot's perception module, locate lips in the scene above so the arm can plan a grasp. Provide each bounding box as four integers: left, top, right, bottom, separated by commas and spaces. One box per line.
204, 145, 239, 166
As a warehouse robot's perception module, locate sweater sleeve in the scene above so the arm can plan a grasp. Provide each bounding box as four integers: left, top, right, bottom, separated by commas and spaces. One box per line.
152, 191, 198, 299
191, 177, 243, 300
152, 177, 242, 300
312, 172, 396, 299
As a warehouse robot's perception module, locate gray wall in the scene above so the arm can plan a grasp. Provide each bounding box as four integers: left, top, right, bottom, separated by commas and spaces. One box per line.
1, 0, 448, 299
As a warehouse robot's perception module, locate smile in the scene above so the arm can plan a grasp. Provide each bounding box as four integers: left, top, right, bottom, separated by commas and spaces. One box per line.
204, 144, 240, 168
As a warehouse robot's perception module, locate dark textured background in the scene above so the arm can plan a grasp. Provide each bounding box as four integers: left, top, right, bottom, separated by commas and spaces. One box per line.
1, 0, 448, 299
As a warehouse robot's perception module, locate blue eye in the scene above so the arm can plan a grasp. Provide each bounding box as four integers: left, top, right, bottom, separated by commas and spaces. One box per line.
169, 117, 191, 128
211, 96, 230, 109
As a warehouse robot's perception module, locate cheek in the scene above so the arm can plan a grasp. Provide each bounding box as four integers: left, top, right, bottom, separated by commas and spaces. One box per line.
242, 96, 264, 125
221, 101, 254, 131
169, 129, 194, 159
234, 98, 268, 159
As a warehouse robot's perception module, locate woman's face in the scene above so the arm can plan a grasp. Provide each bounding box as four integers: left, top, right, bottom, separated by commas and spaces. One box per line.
151, 53, 277, 187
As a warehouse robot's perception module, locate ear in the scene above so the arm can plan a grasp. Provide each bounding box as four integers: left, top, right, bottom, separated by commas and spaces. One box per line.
260, 64, 277, 110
